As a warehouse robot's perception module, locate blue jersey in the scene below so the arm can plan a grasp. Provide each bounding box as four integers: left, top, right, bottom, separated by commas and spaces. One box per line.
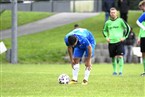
64, 28, 96, 49
138, 12, 145, 23
137, 12, 145, 38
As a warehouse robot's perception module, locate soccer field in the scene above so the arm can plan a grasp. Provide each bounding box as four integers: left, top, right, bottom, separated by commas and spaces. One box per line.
0, 64, 145, 97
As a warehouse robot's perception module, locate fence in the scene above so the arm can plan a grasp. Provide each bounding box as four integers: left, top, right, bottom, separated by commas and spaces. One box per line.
0, 0, 102, 12
0, 0, 142, 13
63, 43, 140, 64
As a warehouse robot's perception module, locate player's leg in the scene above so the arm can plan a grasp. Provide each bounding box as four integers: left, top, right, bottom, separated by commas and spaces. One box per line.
124, 12, 128, 22
69, 58, 80, 83
140, 38, 145, 76
83, 57, 93, 84
82, 44, 95, 85
109, 43, 117, 75
116, 42, 125, 76
140, 53, 145, 76
112, 57, 117, 75
69, 47, 84, 84
142, 53, 145, 74
82, 65, 91, 85
128, 45, 133, 63
124, 45, 128, 63
105, 12, 109, 22
118, 56, 124, 75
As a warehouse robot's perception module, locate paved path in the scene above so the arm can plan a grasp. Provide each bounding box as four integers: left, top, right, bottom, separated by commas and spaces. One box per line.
0, 12, 98, 39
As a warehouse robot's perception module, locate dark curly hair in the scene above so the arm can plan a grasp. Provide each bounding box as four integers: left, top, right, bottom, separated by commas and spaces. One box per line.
68, 35, 77, 46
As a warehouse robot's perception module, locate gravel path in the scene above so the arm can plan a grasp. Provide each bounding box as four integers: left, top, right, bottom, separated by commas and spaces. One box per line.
0, 12, 98, 39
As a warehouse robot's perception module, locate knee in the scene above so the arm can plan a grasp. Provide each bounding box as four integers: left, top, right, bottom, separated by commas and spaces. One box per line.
73, 59, 80, 64
117, 55, 123, 58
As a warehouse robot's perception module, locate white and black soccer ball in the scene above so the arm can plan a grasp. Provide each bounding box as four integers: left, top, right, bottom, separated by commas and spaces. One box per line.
58, 74, 70, 84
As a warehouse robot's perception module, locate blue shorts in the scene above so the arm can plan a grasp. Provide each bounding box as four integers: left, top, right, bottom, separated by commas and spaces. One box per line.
73, 44, 95, 58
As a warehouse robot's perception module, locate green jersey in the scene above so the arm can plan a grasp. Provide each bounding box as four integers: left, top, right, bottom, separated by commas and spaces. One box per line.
103, 17, 130, 43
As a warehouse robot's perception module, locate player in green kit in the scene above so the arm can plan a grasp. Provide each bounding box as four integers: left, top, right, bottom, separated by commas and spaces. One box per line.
136, 0, 145, 76
103, 7, 130, 76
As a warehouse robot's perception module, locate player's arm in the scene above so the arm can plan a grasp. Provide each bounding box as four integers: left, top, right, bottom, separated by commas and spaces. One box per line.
87, 45, 92, 59
64, 36, 74, 65
102, 23, 110, 42
67, 46, 73, 63
137, 29, 142, 44
136, 20, 145, 30
121, 20, 131, 41
136, 13, 145, 30
136, 13, 145, 44
86, 45, 92, 70
83, 38, 92, 70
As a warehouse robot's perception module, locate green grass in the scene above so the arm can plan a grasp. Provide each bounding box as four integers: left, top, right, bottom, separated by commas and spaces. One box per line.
0, 10, 53, 30
1, 64, 145, 97
0, 11, 142, 63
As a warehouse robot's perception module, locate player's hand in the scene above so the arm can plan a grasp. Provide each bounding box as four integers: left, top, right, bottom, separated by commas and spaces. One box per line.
87, 65, 92, 71
137, 39, 140, 45
71, 64, 74, 69
71, 60, 75, 69
120, 38, 125, 42
86, 64, 92, 70
85, 59, 92, 70
106, 38, 110, 43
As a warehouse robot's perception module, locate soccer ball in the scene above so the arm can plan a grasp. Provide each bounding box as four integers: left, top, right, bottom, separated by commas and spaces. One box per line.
58, 74, 70, 84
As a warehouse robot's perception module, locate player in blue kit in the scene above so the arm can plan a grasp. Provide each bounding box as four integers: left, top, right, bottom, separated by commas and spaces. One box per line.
64, 24, 96, 85
136, 0, 145, 76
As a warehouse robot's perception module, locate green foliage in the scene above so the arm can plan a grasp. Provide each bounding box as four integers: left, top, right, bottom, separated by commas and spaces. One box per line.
0, 10, 52, 30
1, 64, 144, 97
128, 11, 142, 33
